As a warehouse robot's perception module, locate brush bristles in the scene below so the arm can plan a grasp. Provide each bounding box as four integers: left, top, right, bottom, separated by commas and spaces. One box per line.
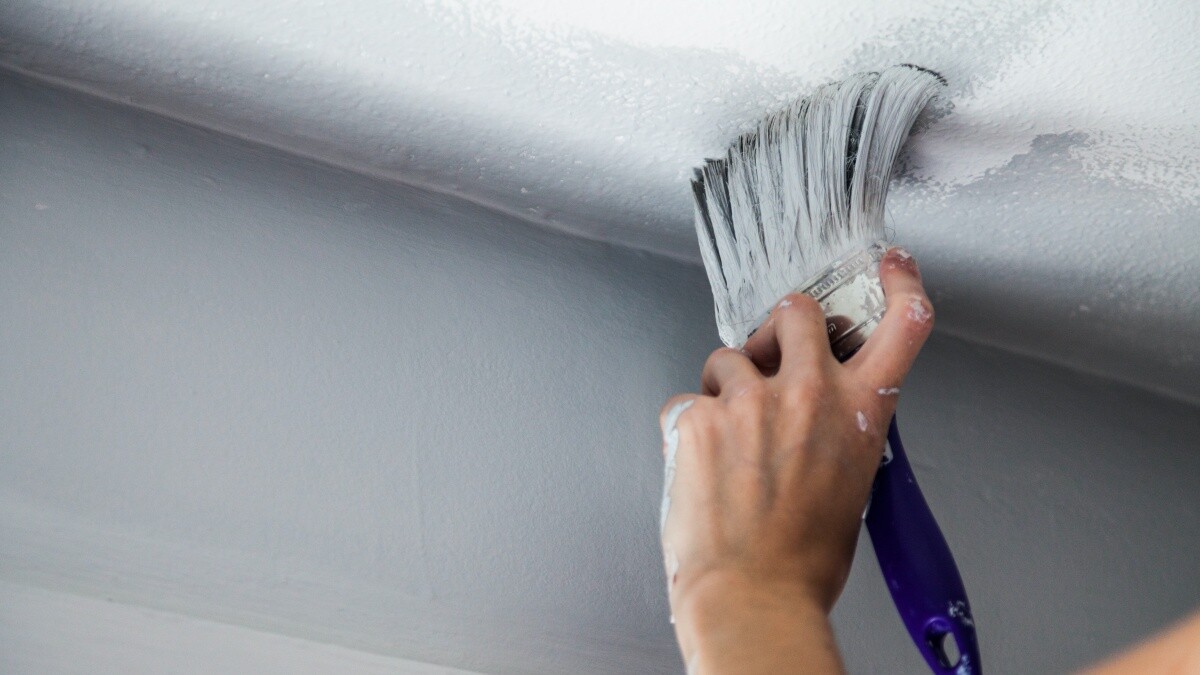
692, 65, 944, 347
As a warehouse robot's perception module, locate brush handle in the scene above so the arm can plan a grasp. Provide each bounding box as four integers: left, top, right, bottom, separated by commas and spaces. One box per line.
864, 416, 981, 674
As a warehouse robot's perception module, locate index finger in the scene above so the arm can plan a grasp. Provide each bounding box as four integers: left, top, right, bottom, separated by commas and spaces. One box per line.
846, 247, 935, 387
742, 292, 835, 378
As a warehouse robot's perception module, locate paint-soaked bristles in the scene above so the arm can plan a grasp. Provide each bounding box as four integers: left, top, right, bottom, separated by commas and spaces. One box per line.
691, 65, 944, 346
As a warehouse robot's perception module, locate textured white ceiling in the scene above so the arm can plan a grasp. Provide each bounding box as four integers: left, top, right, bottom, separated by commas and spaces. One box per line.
1, 0, 1197, 401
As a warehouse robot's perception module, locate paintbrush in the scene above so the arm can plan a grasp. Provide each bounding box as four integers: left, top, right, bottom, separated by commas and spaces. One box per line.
689, 64, 980, 674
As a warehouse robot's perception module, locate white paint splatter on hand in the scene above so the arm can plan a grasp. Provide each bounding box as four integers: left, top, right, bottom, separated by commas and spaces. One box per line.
659, 399, 694, 532
777, 298, 792, 308
664, 547, 679, 593
893, 247, 913, 261
877, 387, 901, 396
907, 297, 932, 323
856, 410, 869, 432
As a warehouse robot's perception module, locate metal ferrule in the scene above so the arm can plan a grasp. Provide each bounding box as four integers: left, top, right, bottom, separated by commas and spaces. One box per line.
744, 239, 888, 360
799, 242, 887, 362
738, 242, 888, 358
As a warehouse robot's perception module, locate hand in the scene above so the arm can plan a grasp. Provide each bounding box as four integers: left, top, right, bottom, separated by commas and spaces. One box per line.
658, 247, 934, 673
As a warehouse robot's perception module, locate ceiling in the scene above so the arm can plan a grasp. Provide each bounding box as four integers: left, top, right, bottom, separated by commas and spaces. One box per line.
2, 0, 1197, 402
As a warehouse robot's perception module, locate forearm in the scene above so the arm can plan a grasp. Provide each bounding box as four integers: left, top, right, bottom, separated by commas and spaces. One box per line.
674, 571, 846, 675
1080, 610, 1200, 675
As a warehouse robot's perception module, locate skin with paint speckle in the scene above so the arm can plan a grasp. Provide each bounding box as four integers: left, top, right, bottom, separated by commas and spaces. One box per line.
658, 249, 1200, 673
658, 248, 931, 674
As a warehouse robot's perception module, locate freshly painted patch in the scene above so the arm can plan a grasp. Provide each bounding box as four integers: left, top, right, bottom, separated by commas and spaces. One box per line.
3, 0, 1198, 401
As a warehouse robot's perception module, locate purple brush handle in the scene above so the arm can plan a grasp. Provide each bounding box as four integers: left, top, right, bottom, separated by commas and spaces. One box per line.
864, 416, 981, 674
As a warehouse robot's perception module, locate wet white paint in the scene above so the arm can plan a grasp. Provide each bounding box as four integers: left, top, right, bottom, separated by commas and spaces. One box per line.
908, 298, 933, 323
659, 399, 695, 532
948, 600, 975, 628
877, 387, 902, 396
856, 410, 869, 433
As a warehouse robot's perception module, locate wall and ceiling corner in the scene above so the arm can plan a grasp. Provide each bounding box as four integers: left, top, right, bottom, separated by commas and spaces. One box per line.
2, 0, 1197, 404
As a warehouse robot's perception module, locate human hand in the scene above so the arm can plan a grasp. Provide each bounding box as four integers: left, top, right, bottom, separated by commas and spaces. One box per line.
658, 247, 934, 673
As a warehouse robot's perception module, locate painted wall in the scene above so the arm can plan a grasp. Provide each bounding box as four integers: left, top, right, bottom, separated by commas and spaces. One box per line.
2, 0, 1198, 403
1, 583, 482, 675
3, 71, 1200, 674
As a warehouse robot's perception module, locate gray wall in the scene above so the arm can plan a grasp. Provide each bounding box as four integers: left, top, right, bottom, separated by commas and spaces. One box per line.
2, 71, 1198, 673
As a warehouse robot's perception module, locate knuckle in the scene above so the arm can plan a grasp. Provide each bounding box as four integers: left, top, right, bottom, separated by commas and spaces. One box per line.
780, 293, 823, 318
781, 295, 829, 337
702, 346, 741, 374
780, 391, 820, 431
702, 348, 722, 367
741, 378, 772, 401
708, 346, 740, 364
780, 373, 825, 409
725, 379, 772, 413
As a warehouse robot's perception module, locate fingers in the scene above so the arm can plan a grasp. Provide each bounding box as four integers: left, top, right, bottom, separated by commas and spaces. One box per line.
742, 293, 834, 379
848, 247, 934, 387
700, 347, 761, 396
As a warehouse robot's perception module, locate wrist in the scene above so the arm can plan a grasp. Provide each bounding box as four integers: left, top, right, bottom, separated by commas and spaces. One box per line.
673, 568, 843, 674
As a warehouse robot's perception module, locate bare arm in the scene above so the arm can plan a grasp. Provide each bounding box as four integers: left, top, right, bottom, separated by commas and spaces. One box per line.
1081, 611, 1200, 675
658, 247, 933, 673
